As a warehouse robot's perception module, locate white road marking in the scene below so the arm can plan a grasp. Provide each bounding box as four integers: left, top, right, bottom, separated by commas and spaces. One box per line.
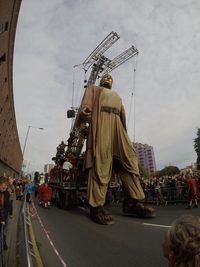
143, 223, 170, 228
32, 202, 68, 267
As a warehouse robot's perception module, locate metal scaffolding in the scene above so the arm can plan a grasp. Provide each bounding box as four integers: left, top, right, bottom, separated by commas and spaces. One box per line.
67, 31, 139, 156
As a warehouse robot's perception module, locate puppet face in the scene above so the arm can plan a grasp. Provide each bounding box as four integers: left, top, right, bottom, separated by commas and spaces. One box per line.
100, 74, 113, 89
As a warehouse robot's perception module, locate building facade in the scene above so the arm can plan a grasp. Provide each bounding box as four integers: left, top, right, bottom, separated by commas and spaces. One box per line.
44, 164, 54, 174
0, 0, 23, 176
135, 142, 156, 175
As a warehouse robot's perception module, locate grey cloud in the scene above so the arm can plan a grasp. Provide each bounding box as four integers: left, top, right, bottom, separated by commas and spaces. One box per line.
14, 0, 200, 171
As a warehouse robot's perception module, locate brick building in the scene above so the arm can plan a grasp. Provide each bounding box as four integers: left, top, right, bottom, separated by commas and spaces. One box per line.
0, 0, 23, 176
135, 142, 156, 175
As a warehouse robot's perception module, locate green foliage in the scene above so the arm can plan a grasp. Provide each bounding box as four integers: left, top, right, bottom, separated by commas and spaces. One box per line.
157, 165, 180, 177
139, 163, 149, 178
194, 128, 200, 170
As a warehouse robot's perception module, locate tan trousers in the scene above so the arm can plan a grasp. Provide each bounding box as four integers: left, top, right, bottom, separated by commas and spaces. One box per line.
87, 169, 145, 207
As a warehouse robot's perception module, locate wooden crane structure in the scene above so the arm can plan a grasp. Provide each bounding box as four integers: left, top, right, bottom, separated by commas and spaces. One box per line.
67, 31, 138, 156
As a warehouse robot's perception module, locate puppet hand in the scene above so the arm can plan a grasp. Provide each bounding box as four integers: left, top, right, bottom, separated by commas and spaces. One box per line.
81, 107, 91, 120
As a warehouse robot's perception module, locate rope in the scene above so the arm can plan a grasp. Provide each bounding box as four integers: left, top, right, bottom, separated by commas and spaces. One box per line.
72, 69, 75, 108
70, 69, 76, 130
127, 55, 138, 142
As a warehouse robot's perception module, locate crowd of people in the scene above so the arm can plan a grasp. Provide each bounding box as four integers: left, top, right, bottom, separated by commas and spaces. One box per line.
140, 172, 200, 207
108, 171, 200, 210
0, 174, 53, 255
0, 176, 16, 251
0, 171, 199, 266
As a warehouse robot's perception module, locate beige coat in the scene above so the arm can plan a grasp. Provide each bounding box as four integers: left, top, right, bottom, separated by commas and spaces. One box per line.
79, 85, 139, 186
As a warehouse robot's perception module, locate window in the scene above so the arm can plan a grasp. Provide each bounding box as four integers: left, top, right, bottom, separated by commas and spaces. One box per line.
0, 54, 6, 64
0, 22, 8, 34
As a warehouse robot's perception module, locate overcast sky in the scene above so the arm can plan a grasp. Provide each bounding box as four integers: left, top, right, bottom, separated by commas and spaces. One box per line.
13, 0, 200, 172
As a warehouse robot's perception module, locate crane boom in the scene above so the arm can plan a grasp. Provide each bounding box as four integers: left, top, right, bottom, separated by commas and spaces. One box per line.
82, 31, 119, 71
100, 46, 138, 76
67, 32, 139, 156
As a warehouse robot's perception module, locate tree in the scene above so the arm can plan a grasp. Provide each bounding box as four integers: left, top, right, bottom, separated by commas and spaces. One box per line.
157, 165, 180, 177
194, 128, 200, 170
138, 163, 149, 179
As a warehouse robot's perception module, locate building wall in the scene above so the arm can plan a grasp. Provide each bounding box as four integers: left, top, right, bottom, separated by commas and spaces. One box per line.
135, 142, 156, 174
44, 164, 54, 174
0, 0, 23, 175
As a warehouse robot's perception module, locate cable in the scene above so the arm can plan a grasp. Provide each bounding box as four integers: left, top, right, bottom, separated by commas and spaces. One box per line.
127, 54, 138, 142
133, 56, 138, 142
72, 68, 75, 108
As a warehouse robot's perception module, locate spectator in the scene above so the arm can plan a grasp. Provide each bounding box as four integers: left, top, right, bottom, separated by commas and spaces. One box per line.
7, 176, 15, 218
186, 172, 198, 208
0, 177, 10, 250
15, 181, 24, 200
25, 180, 34, 203
34, 172, 40, 198
25, 180, 34, 213
162, 215, 200, 267
38, 183, 52, 208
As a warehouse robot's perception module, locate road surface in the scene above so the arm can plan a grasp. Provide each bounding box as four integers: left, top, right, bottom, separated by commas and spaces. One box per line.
31, 202, 199, 267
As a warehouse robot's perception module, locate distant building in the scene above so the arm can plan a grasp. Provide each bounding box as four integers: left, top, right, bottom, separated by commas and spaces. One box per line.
44, 164, 54, 173
180, 162, 197, 174
134, 143, 156, 175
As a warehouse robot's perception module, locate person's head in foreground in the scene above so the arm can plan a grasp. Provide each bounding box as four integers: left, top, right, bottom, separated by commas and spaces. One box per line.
162, 215, 200, 267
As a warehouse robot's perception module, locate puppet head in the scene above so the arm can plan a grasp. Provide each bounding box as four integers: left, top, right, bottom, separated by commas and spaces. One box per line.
99, 74, 113, 89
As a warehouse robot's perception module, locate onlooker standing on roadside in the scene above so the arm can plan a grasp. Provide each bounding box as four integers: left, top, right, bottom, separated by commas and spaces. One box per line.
34, 172, 40, 197
0, 177, 11, 250
25, 180, 34, 213
25, 180, 34, 203
186, 172, 198, 208
38, 182, 52, 208
162, 215, 200, 267
15, 181, 24, 200
7, 176, 15, 218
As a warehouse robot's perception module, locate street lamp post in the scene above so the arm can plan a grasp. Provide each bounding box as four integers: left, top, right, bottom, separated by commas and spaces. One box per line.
21, 125, 44, 176
22, 126, 44, 158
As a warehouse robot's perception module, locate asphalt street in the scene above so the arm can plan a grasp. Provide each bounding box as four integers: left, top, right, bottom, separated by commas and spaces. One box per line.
31, 202, 200, 267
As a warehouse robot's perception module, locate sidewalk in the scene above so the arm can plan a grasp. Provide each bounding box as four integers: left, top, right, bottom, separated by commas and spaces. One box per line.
6, 200, 22, 267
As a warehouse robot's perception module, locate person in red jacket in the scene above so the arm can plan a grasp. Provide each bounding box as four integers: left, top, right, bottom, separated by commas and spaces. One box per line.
38, 183, 52, 208
186, 171, 198, 208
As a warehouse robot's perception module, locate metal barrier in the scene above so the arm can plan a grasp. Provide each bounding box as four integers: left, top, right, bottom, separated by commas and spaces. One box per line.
143, 185, 200, 205
0, 223, 6, 267
22, 194, 44, 267
109, 185, 200, 205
